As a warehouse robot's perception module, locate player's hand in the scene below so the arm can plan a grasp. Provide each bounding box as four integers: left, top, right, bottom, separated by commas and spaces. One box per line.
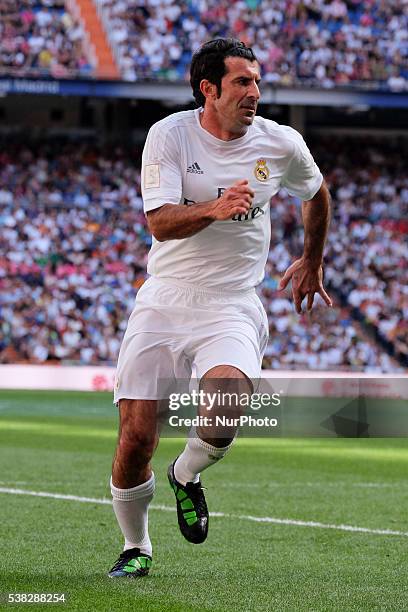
210, 179, 254, 221
278, 258, 332, 314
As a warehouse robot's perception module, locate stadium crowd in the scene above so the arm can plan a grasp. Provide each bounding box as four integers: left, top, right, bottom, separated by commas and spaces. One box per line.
320, 136, 408, 366
1, 0, 407, 91
97, 0, 408, 90
0, 136, 406, 371
265, 135, 408, 369
0, 0, 92, 78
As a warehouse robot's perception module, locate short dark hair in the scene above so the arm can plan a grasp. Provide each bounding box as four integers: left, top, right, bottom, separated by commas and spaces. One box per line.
190, 38, 258, 107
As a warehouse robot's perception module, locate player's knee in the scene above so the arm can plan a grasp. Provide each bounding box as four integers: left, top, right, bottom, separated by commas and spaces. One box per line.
203, 364, 247, 380
117, 429, 157, 466
202, 365, 253, 394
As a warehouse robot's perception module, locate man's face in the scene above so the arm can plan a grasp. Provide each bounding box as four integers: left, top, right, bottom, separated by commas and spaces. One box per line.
213, 56, 261, 134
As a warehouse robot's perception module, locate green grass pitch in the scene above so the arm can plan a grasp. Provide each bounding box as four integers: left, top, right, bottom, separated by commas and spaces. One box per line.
0, 389, 408, 611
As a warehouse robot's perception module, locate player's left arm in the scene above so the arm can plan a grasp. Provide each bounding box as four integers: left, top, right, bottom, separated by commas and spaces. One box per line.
279, 180, 332, 314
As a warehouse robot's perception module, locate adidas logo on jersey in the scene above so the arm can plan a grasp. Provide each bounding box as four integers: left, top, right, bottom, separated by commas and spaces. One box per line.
187, 162, 204, 174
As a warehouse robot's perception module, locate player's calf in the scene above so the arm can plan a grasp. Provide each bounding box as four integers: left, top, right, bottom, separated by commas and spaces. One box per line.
109, 399, 158, 577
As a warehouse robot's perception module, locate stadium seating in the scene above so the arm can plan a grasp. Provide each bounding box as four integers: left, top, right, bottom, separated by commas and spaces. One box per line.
0, 137, 405, 371
317, 136, 408, 366
2, 0, 407, 91
96, 0, 408, 91
0, 0, 94, 78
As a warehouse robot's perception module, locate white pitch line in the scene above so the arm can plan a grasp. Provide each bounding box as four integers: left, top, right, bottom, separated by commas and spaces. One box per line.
0, 486, 407, 538
0, 487, 408, 537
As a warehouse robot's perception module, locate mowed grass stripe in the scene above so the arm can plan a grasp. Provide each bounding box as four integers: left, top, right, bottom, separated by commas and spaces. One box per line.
2, 418, 408, 462
1, 486, 408, 538
0, 418, 116, 438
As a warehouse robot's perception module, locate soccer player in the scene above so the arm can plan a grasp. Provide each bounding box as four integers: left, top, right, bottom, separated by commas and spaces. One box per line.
108, 38, 331, 578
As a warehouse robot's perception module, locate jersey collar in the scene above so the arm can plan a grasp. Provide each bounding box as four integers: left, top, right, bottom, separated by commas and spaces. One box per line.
194, 108, 251, 148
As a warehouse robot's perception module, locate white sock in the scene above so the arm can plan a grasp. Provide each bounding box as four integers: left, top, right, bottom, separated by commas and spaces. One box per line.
174, 431, 234, 485
110, 473, 155, 557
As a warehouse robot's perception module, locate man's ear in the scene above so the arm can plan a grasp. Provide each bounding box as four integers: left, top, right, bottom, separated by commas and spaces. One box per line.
200, 79, 218, 101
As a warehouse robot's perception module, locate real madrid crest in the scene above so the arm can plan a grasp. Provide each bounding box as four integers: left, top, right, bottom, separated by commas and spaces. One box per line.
254, 159, 270, 182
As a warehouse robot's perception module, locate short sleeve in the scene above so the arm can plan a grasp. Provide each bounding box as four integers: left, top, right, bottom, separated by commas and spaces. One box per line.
142, 123, 182, 213
281, 131, 323, 200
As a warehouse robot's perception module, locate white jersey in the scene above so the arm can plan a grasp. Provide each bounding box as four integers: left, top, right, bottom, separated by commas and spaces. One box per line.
141, 108, 323, 290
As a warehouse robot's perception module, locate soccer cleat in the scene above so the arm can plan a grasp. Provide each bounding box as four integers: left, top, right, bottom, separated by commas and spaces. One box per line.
108, 547, 152, 578
167, 460, 209, 544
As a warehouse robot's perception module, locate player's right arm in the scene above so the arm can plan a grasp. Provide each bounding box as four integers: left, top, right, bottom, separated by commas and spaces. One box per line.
141, 120, 253, 241
146, 180, 253, 241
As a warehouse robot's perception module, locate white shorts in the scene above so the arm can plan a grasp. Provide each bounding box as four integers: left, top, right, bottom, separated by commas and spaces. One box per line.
114, 277, 269, 402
